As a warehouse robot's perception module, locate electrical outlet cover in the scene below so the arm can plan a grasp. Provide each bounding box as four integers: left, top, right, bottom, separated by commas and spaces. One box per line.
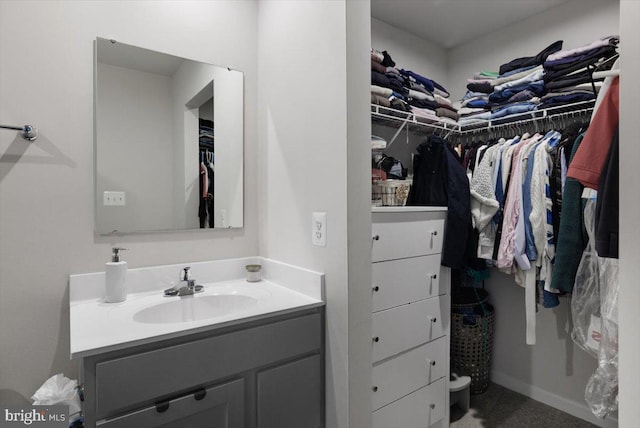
312, 212, 327, 246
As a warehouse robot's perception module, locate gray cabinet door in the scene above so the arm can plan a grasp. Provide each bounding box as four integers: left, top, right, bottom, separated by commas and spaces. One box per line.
97, 379, 244, 428
257, 354, 322, 428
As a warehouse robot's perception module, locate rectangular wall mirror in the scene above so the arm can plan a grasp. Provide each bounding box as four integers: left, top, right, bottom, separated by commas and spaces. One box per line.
94, 37, 243, 234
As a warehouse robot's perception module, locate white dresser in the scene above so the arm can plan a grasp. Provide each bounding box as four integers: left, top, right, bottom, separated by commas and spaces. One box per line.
371, 207, 450, 428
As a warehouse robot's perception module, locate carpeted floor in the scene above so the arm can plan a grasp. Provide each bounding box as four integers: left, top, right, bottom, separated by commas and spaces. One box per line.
449, 383, 598, 428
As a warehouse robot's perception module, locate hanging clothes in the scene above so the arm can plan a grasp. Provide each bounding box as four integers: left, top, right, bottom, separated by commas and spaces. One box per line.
549, 133, 587, 293
198, 150, 215, 228
407, 135, 471, 270
567, 77, 619, 190
199, 159, 208, 228
595, 127, 619, 258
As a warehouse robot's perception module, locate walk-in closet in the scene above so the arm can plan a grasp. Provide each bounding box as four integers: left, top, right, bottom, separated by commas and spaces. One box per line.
369, 1, 622, 427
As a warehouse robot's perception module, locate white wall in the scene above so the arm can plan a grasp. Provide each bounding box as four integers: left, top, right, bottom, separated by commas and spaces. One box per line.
96, 63, 175, 233
0, 0, 258, 404
618, 1, 640, 426
258, 1, 372, 427
371, 18, 449, 93
346, 3, 373, 428
448, 0, 620, 101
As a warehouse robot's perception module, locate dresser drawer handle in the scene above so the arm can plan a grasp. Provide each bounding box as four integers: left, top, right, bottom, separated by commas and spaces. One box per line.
155, 400, 170, 413
431, 317, 437, 323
431, 274, 437, 280
372, 286, 380, 292
429, 403, 436, 410
373, 336, 380, 343
372, 386, 378, 392
372, 235, 380, 241
431, 231, 438, 236
193, 388, 207, 401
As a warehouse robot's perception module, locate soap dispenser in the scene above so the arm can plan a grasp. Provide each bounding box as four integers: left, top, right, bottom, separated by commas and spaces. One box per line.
105, 247, 128, 303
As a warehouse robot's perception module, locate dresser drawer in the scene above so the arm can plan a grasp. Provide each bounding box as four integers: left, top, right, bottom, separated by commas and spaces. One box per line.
372, 216, 444, 262
97, 379, 244, 428
372, 377, 445, 428
372, 255, 442, 312
372, 336, 446, 411
372, 297, 446, 363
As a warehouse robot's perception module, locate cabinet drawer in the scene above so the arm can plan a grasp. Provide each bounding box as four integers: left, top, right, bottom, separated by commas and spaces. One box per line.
372, 217, 444, 262
372, 337, 446, 411
372, 378, 445, 428
97, 379, 244, 428
372, 297, 445, 363
372, 255, 442, 312
95, 313, 321, 418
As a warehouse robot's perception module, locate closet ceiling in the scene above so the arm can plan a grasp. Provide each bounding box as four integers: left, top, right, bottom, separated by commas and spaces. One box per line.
371, 0, 573, 49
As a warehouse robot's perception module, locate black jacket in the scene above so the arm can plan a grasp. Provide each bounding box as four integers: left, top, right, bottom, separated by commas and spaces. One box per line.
408, 136, 471, 269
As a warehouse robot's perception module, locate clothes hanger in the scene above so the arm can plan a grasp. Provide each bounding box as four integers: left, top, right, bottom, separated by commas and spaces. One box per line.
206, 150, 215, 172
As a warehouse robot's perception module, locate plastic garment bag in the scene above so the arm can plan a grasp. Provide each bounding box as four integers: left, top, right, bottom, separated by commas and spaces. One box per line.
571, 199, 619, 418
585, 252, 618, 419
571, 200, 601, 358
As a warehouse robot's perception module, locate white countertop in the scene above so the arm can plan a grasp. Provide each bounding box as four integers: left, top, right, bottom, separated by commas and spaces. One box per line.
69, 257, 324, 358
372, 206, 447, 213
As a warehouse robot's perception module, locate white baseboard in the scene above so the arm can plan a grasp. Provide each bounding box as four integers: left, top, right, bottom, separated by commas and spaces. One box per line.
490, 371, 618, 428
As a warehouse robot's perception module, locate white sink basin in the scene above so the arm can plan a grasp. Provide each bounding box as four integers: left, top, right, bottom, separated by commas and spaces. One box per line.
133, 294, 259, 324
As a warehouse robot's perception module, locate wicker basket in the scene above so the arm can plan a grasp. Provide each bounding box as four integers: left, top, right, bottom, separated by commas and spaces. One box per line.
378, 179, 411, 206
451, 290, 495, 395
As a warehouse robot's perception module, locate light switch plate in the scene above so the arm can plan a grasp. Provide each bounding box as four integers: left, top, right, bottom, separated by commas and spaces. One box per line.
312, 212, 327, 246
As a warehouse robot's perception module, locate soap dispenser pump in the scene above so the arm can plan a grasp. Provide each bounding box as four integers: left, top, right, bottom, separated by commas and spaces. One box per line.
105, 247, 128, 303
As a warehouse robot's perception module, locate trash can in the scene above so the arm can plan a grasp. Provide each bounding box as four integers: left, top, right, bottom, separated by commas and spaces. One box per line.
450, 287, 495, 395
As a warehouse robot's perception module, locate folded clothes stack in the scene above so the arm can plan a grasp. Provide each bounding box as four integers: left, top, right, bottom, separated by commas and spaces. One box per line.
541, 35, 618, 109
456, 36, 618, 127
371, 48, 455, 123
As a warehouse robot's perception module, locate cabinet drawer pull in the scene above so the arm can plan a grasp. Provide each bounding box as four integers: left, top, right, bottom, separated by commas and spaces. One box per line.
373, 336, 380, 343
372, 235, 380, 241
429, 403, 436, 410
155, 400, 170, 413
431, 317, 437, 323
372, 386, 378, 392
193, 388, 207, 401
431, 274, 437, 280
426, 358, 436, 367
372, 286, 380, 292
431, 231, 438, 236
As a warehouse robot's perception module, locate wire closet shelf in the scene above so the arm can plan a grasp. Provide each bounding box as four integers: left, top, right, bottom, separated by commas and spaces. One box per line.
371, 100, 596, 147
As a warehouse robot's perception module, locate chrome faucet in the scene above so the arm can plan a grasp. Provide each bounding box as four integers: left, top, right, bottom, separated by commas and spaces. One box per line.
163, 267, 204, 297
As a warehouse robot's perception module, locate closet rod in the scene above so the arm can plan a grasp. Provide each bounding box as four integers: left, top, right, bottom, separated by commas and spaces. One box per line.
0, 124, 38, 141
592, 69, 619, 79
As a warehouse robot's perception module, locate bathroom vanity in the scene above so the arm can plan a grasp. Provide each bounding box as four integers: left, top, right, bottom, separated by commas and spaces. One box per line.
70, 258, 325, 428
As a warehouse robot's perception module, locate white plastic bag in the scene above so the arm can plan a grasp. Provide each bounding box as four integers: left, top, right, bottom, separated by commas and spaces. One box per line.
31, 373, 82, 417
